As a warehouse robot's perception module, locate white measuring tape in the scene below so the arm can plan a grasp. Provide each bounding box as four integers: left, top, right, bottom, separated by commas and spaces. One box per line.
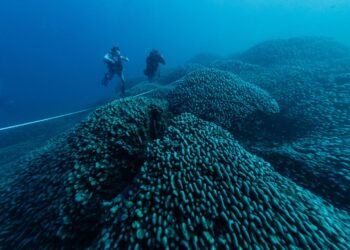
0, 88, 158, 132
0, 108, 92, 132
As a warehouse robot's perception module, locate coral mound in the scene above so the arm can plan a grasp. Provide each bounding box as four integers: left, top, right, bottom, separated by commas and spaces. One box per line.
252, 129, 350, 211
1, 36, 350, 250
158, 63, 206, 85
239, 37, 350, 66
60, 97, 168, 242
95, 113, 350, 250
0, 136, 72, 248
0, 97, 168, 248
167, 68, 279, 134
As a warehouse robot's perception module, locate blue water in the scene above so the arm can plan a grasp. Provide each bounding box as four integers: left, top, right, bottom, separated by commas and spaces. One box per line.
1, 1, 350, 249
0, 0, 350, 127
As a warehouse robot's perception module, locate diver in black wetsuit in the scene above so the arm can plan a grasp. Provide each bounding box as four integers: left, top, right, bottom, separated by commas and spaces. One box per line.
144, 49, 166, 82
101, 46, 129, 96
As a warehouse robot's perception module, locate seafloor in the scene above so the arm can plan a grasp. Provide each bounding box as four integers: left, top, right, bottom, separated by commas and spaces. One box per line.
0, 37, 349, 249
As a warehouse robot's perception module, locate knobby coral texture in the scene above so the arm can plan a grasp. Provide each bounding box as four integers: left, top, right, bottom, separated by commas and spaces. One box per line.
59, 97, 168, 244
217, 38, 350, 212
0, 37, 349, 249
95, 114, 350, 249
251, 130, 350, 211
0, 135, 72, 248
0, 97, 168, 248
238, 37, 350, 66
188, 38, 350, 212
167, 68, 279, 135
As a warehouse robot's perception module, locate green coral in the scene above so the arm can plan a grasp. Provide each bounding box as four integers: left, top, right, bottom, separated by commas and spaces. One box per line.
60, 97, 168, 241
1, 37, 350, 250
95, 113, 350, 249
239, 37, 350, 66
252, 130, 350, 210
0, 136, 72, 248
167, 68, 279, 134
0, 97, 168, 248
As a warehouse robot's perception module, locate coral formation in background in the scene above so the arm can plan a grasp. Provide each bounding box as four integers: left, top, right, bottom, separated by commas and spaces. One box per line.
238, 37, 350, 66
167, 68, 279, 135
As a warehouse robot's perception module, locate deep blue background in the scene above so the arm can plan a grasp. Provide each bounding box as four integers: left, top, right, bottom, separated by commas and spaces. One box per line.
0, 0, 350, 127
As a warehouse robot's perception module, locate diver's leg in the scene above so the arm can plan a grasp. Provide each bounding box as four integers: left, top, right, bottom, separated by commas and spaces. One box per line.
119, 72, 126, 97
101, 68, 114, 86
101, 72, 109, 86
148, 71, 155, 82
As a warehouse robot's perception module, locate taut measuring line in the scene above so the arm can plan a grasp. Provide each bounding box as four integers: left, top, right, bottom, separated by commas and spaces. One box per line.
0, 88, 157, 132
0, 109, 92, 132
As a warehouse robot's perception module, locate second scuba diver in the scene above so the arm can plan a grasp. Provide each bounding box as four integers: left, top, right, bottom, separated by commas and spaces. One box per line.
144, 49, 166, 82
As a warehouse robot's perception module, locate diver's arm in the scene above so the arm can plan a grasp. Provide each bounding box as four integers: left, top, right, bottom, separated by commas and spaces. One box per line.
104, 54, 115, 64
159, 55, 166, 64
121, 56, 130, 62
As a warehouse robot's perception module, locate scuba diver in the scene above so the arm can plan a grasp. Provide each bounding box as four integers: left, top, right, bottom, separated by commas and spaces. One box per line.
144, 49, 166, 82
102, 46, 129, 96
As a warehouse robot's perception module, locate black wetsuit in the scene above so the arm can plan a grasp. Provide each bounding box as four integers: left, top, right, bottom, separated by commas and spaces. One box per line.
144, 52, 166, 82
106, 57, 123, 78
